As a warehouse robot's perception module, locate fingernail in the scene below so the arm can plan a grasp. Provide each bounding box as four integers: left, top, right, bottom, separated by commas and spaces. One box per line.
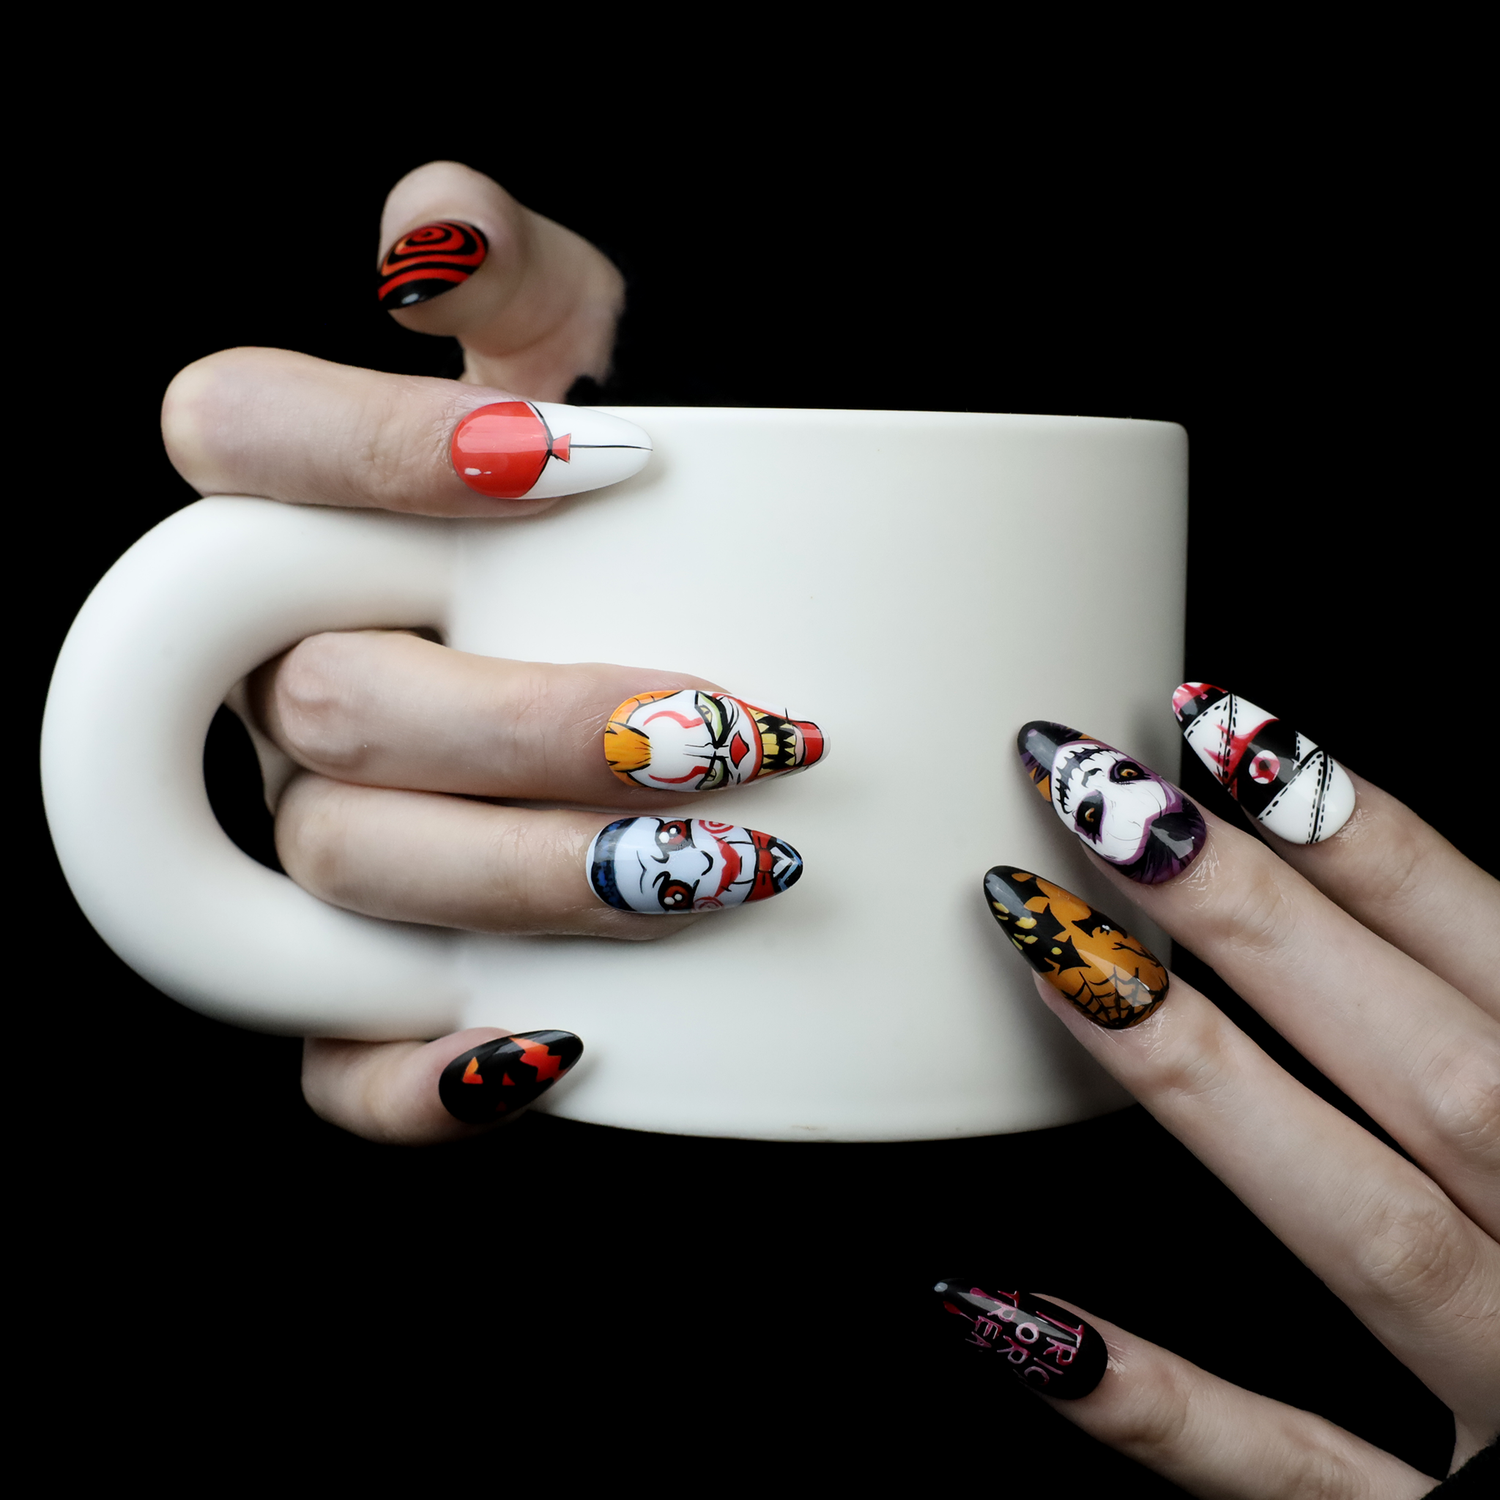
1018, 720, 1206, 883
438, 1029, 583, 1124
605, 690, 826, 792
452, 400, 652, 501
933, 1281, 1108, 1399
984, 866, 1168, 1027
376, 220, 489, 308
1173, 683, 1355, 844
587, 816, 803, 913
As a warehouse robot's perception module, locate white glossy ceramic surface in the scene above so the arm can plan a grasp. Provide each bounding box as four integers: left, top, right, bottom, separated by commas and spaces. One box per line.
43, 408, 1187, 1140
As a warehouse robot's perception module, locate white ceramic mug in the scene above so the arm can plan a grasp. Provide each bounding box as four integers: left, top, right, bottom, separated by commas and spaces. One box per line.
42, 408, 1186, 1140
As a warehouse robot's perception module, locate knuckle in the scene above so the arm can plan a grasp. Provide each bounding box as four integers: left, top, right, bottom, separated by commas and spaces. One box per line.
1428, 1045, 1500, 1175
1349, 1186, 1477, 1317
269, 635, 372, 773
1128, 1003, 1237, 1108
1194, 845, 1299, 960
160, 349, 258, 475
1113, 1358, 1194, 1463
275, 777, 359, 902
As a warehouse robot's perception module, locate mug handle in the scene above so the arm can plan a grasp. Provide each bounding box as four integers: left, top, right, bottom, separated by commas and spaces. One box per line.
41, 497, 468, 1038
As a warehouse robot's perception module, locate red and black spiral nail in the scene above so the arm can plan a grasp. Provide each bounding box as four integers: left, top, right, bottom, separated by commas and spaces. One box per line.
438, 1030, 583, 1124
377, 220, 488, 308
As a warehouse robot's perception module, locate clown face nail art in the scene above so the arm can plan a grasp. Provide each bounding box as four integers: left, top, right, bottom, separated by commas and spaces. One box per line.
588, 817, 803, 913
1173, 683, 1355, 844
984, 866, 1168, 1028
451, 400, 652, 501
605, 689, 826, 793
377, 220, 488, 308
438, 1029, 583, 1124
1018, 720, 1206, 883
933, 1282, 1108, 1399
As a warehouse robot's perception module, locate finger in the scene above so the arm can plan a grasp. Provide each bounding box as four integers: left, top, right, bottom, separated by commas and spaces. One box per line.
249, 630, 827, 807
933, 1282, 1437, 1499
376, 160, 624, 400
302, 1027, 582, 1145
276, 773, 806, 931
1015, 725, 1500, 1236
1174, 683, 1500, 1015
161, 348, 650, 517
982, 866, 1500, 1430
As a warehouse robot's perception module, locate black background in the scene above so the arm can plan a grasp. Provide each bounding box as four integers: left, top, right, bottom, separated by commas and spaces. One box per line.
25, 128, 1487, 1488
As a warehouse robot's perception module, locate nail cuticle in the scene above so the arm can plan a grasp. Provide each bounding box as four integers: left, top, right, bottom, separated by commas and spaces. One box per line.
438, 1029, 583, 1124
934, 1281, 1108, 1399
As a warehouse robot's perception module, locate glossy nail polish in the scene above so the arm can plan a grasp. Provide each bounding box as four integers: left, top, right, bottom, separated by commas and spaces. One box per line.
1018, 720, 1206, 883
587, 817, 803, 913
376, 220, 489, 308
605, 689, 826, 792
933, 1281, 1107, 1399
438, 1029, 583, 1124
451, 400, 652, 501
984, 865, 1168, 1027
1173, 683, 1355, 844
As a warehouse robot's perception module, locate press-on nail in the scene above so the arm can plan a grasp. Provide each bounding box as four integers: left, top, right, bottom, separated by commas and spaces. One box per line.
984, 865, 1168, 1027
933, 1281, 1108, 1399
605, 689, 826, 792
1018, 720, 1206, 883
438, 1030, 583, 1124
587, 817, 803, 913
377, 220, 488, 308
451, 400, 652, 500
1173, 683, 1355, 844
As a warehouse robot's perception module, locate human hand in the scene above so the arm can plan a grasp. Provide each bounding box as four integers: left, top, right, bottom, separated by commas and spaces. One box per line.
160, 162, 824, 1144
940, 688, 1499, 1492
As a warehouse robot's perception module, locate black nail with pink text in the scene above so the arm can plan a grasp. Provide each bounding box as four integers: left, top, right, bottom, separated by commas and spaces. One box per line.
933, 1281, 1107, 1398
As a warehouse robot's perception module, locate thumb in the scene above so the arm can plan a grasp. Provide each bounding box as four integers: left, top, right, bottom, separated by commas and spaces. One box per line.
376, 160, 624, 401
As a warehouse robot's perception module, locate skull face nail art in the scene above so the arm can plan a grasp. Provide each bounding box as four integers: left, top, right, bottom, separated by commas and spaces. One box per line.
588, 817, 803, 913
377, 220, 488, 308
438, 1030, 583, 1124
984, 866, 1168, 1028
1173, 683, 1355, 844
605, 689, 826, 793
1018, 720, 1206, 883
934, 1282, 1108, 1399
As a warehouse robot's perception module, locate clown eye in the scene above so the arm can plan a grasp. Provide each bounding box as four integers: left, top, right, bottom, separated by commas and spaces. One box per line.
1111, 761, 1146, 782
697, 759, 729, 791
654, 819, 694, 855
695, 692, 729, 745
654, 875, 696, 911
1074, 790, 1105, 839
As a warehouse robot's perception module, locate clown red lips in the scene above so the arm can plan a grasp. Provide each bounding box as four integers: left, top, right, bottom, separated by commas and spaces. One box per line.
588, 817, 804, 914
605, 689, 826, 793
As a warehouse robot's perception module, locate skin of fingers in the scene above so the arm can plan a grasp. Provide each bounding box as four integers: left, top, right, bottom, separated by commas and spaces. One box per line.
1033, 1298, 1435, 1499
378, 160, 624, 401
302, 1030, 517, 1145
275, 771, 674, 939
1031, 974, 1500, 1445
1254, 769, 1500, 1019
1091, 807, 1500, 1236
161, 348, 562, 517
250, 630, 720, 810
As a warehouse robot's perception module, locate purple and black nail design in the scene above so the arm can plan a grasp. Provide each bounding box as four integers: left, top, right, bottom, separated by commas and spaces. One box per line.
1018, 720, 1206, 883
438, 1030, 583, 1124
934, 1281, 1107, 1399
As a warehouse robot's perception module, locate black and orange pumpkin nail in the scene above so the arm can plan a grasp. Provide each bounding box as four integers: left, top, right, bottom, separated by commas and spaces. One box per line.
377, 220, 488, 308
438, 1030, 582, 1124
983, 866, 1168, 1028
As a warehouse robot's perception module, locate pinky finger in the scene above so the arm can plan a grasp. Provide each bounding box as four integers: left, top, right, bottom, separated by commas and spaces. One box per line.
933, 1283, 1436, 1499
301, 1028, 582, 1145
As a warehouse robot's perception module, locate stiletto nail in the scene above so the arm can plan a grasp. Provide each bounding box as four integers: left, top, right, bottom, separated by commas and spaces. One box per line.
438, 1030, 582, 1124
1018, 720, 1206, 883
605, 690, 826, 792
451, 400, 652, 501
933, 1281, 1108, 1399
587, 816, 803, 913
376, 220, 488, 308
1173, 683, 1355, 844
984, 866, 1168, 1028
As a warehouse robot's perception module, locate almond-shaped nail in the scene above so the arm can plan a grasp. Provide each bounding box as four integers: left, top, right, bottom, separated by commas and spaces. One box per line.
451, 400, 651, 501
587, 816, 803, 913
933, 1281, 1108, 1399
1018, 720, 1206, 883
377, 220, 488, 308
984, 865, 1168, 1027
438, 1030, 582, 1124
605, 689, 826, 793
1173, 683, 1355, 844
